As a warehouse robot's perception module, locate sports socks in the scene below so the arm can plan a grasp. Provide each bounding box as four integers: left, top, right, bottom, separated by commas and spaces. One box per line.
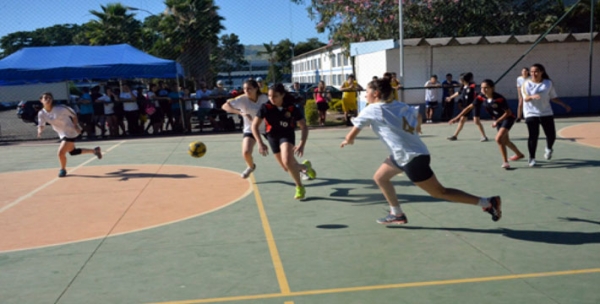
478, 197, 491, 208
390, 206, 403, 215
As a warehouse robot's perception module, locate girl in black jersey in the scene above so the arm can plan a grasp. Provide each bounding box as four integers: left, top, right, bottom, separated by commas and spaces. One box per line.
452, 79, 524, 169
446, 73, 488, 141
251, 83, 316, 200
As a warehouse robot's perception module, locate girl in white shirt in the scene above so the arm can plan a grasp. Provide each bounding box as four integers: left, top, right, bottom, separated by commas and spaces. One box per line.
97, 88, 118, 137
222, 79, 268, 178
521, 63, 571, 167
340, 79, 501, 225
516, 67, 529, 121
37, 92, 102, 177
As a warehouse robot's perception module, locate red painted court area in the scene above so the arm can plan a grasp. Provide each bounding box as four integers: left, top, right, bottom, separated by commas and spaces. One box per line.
0, 165, 251, 253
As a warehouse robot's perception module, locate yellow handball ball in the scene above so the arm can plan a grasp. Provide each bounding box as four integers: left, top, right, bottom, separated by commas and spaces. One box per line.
188, 141, 207, 158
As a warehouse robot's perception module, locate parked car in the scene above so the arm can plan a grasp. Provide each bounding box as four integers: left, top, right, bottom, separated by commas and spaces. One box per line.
305, 85, 343, 99
17, 97, 74, 125
0, 101, 18, 111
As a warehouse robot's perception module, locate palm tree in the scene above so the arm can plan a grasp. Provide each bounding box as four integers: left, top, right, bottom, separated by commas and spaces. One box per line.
161, 0, 224, 83
86, 3, 141, 47
258, 42, 281, 83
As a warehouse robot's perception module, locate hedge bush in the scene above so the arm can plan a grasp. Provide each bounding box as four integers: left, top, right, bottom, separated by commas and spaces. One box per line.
304, 98, 343, 126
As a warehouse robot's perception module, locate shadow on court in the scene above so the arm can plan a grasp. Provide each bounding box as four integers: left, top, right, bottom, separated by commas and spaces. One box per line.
387, 217, 600, 245
70, 168, 194, 180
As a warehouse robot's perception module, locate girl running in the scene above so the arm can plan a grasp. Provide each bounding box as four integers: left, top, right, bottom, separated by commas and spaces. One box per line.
446, 72, 488, 141
452, 79, 524, 169
340, 79, 501, 225
37, 92, 102, 177
222, 79, 269, 178
521, 63, 571, 167
251, 83, 316, 200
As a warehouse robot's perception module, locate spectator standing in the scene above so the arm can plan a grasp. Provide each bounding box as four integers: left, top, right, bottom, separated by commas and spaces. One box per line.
37, 92, 102, 178
340, 74, 363, 126
256, 77, 269, 94
446, 72, 488, 142
313, 80, 331, 126
424, 75, 441, 123
97, 87, 118, 137
195, 81, 215, 132
91, 86, 106, 138
441, 73, 459, 121
112, 88, 126, 136
521, 63, 571, 167
77, 87, 94, 138
516, 67, 530, 122
157, 81, 173, 131
146, 83, 164, 135
120, 84, 140, 136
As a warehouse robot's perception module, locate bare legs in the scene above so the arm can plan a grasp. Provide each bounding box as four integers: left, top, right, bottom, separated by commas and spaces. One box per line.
242, 136, 256, 169
495, 127, 523, 163
57, 141, 95, 170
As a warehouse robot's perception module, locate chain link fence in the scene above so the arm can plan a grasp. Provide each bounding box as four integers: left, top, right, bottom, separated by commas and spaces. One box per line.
0, 0, 597, 142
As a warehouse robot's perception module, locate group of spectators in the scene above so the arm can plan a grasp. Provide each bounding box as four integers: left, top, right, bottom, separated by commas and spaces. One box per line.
72, 80, 236, 139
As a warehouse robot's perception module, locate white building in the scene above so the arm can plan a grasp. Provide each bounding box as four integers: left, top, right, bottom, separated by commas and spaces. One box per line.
291, 45, 354, 87
291, 32, 599, 114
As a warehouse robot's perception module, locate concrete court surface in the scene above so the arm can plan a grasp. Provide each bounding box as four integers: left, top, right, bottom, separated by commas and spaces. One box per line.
0, 116, 599, 304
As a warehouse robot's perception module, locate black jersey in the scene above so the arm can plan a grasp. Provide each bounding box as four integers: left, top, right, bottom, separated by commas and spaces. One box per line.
257, 101, 303, 136
475, 92, 513, 119
458, 83, 476, 107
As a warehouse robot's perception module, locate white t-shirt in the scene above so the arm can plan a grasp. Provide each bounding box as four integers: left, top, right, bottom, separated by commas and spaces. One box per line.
521, 79, 557, 118
38, 105, 81, 139
424, 81, 440, 102
196, 89, 213, 109
97, 94, 114, 115
516, 76, 527, 88
120, 91, 139, 111
351, 101, 429, 166
228, 94, 269, 134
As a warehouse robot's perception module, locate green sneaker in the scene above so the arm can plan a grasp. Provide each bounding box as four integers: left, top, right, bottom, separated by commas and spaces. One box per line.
294, 186, 306, 200
302, 160, 316, 180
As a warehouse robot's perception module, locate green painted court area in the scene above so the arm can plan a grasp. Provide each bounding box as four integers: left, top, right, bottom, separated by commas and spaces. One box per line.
1, 116, 599, 304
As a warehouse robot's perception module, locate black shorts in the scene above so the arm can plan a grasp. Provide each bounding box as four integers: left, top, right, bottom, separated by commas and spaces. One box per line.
389, 154, 434, 183
60, 136, 77, 142
243, 132, 267, 140
267, 133, 295, 154
497, 117, 515, 131
425, 101, 438, 109
316, 102, 329, 112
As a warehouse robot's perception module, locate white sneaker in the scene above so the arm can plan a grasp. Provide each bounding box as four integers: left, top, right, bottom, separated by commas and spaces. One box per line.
241, 164, 256, 179
544, 148, 553, 160
501, 162, 510, 169
480, 136, 488, 142
300, 171, 310, 181
528, 159, 536, 167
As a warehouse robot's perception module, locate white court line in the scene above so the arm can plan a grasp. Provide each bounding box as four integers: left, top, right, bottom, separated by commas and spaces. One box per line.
0, 141, 126, 214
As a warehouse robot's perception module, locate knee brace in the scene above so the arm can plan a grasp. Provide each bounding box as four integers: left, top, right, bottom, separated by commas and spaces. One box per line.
69, 148, 82, 156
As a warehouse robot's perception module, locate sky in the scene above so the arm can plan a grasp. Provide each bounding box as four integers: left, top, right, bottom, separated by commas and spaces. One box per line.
0, 0, 329, 46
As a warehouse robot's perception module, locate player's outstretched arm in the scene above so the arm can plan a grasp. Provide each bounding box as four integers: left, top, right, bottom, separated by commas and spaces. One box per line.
341, 127, 361, 147
252, 116, 268, 156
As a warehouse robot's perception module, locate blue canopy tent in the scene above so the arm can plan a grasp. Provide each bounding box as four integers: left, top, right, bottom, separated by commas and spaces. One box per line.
0, 44, 184, 85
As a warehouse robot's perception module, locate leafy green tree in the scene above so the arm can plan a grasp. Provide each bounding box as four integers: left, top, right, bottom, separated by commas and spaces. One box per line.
160, 0, 225, 83
291, 0, 573, 50
274, 39, 295, 75
0, 24, 83, 58
293, 38, 325, 57
562, 0, 600, 32
85, 3, 142, 48
212, 33, 248, 85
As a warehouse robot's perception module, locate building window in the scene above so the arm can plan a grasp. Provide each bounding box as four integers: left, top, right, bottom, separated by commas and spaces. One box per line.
343, 55, 349, 66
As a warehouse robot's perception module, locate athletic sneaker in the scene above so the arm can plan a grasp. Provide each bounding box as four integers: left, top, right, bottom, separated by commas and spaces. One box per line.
528, 158, 537, 167
58, 169, 67, 178
483, 196, 502, 222
302, 160, 316, 180
544, 148, 553, 160
447, 135, 457, 141
300, 171, 310, 181
480, 136, 489, 142
501, 162, 510, 169
509, 154, 524, 161
377, 213, 408, 225
294, 186, 306, 200
94, 146, 102, 159
241, 164, 256, 179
